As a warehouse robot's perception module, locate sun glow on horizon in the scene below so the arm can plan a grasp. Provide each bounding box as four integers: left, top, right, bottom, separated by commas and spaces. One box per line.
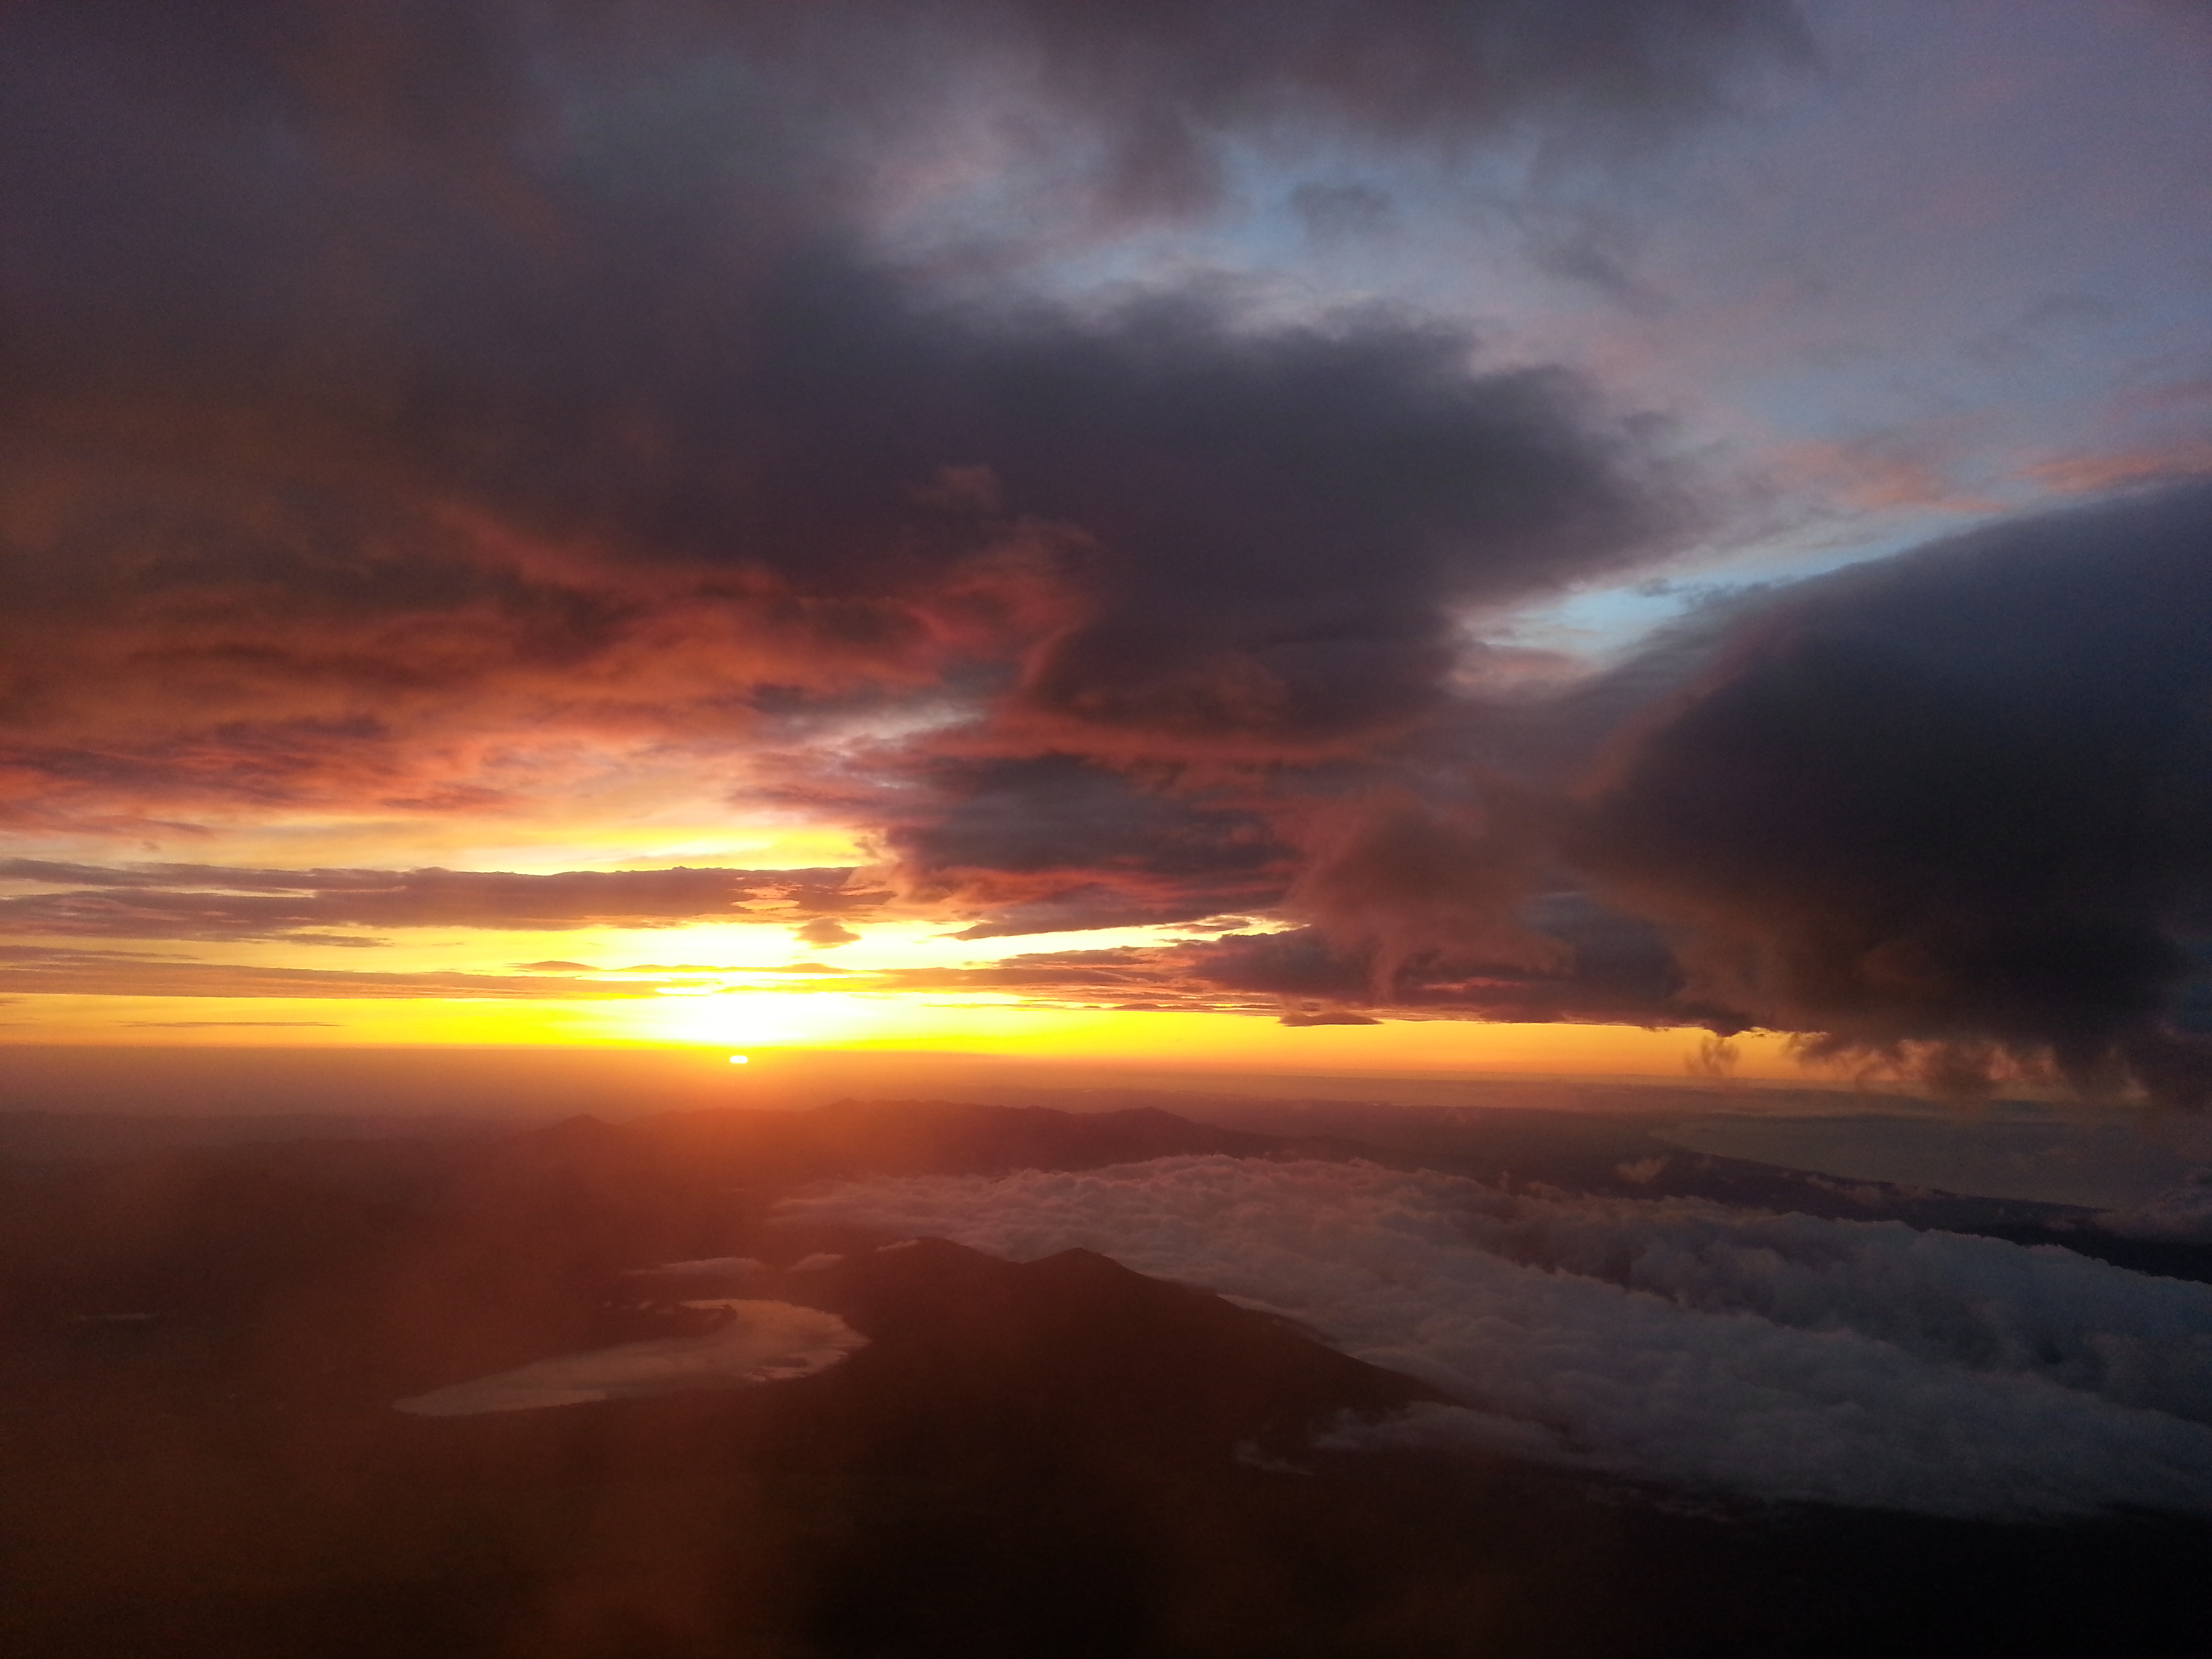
0, 987, 1816, 1084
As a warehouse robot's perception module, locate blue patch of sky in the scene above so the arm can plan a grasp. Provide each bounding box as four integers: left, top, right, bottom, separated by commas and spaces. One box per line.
873, 0, 2209, 661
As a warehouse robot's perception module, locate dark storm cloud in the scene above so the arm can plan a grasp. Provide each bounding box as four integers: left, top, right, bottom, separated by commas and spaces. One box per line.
1573, 481, 2212, 1101
907, 289, 1681, 756
0, 0, 1776, 831
886, 756, 1293, 937
0, 861, 870, 940
1130, 477, 2212, 1084
1163, 907, 1690, 1027
1284, 789, 1563, 994
945, 888, 1258, 942
1, 256, 1684, 804
1162, 928, 1371, 1002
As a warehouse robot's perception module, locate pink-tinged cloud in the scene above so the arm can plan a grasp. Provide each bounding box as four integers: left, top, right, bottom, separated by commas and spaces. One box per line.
0, 862, 879, 941
0, 945, 653, 1001
5, 0, 1771, 843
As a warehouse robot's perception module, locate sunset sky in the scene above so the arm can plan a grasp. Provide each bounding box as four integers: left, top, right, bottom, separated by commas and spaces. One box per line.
5, 0, 2210, 1091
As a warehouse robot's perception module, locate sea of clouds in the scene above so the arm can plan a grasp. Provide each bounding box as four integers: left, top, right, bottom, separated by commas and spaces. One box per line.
779, 1157, 2212, 1520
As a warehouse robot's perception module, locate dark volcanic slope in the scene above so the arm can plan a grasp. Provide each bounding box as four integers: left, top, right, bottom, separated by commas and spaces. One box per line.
1, 1229, 1463, 1659
783, 1237, 1450, 1456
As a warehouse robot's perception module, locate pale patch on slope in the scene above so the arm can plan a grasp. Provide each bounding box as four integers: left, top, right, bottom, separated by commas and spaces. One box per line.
394, 1300, 865, 1416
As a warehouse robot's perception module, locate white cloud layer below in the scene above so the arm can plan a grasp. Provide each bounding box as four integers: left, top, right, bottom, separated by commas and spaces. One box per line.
394, 1300, 866, 1416
780, 1158, 2212, 1519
